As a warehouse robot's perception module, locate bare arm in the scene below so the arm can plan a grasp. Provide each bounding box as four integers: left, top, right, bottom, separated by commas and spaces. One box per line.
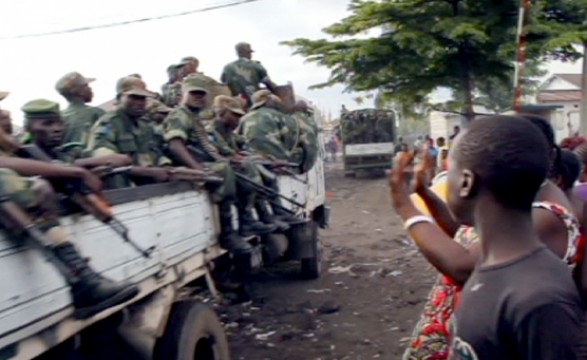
417, 187, 460, 237
531, 208, 568, 260
73, 154, 132, 169
390, 153, 479, 285
168, 139, 204, 170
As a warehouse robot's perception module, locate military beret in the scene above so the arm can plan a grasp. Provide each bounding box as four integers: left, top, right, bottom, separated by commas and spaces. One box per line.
116, 76, 155, 97
21, 99, 61, 119
182, 74, 209, 93
55, 72, 95, 96
213, 95, 245, 115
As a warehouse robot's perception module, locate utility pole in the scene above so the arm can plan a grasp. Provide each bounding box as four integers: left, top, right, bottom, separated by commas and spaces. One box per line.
580, 42, 587, 136
513, 0, 531, 112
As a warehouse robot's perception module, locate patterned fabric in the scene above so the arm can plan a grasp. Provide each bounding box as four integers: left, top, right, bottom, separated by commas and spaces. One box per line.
221, 57, 270, 101
293, 110, 319, 173
403, 201, 580, 360
61, 103, 105, 145
403, 226, 478, 360
532, 201, 580, 265
238, 106, 302, 163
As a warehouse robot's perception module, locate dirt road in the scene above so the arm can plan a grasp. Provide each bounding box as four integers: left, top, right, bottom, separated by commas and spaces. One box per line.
220, 162, 435, 360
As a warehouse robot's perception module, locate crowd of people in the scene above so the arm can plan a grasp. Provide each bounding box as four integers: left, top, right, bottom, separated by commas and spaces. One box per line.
389, 114, 587, 359
0, 42, 318, 320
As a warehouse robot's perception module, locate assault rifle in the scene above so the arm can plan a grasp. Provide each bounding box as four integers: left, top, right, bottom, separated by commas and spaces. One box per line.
16, 144, 155, 258
0, 195, 79, 283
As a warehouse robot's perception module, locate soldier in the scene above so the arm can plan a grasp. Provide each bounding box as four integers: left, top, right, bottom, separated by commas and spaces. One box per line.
164, 74, 276, 253
221, 42, 277, 106
0, 110, 13, 135
292, 100, 319, 173
22, 99, 131, 168
180, 56, 200, 74
86, 76, 175, 187
209, 95, 299, 231
55, 72, 105, 145
238, 90, 303, 166
0, 103, 138, 319
161, 64, 181, 108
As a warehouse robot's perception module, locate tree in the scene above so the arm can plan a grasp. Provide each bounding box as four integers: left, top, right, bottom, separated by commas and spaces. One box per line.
282, 0, 579, 121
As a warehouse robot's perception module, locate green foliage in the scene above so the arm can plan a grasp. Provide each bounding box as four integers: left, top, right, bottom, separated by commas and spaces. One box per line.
282, 0, 584, 120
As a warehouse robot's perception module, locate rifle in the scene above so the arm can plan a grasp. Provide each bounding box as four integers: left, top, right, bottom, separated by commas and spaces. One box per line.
238, 153, 308, 184
0, 195, 79, 283
16, 144, 155, 258
90, 165, 135, 178
234, 172, 305, 209
167, 167, 224, 184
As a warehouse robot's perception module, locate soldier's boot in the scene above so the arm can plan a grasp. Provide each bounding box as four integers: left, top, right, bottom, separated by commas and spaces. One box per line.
52, 242, 139, 320
256, 200, 290, 232
219, 203, 253, 254
238, 202, 277, 237
272, 203, 306, 225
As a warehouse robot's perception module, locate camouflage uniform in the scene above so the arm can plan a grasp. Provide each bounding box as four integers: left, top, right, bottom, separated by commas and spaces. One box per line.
221, 57, 271, 102
239, 106, 302, 164
0, 168, 40, 209
87, 77, 170, 189
293, 109, 319, 173
55, 72, 105, 145
208, 118, 244, 157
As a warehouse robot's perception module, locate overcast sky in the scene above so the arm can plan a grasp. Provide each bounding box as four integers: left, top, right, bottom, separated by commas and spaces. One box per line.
0, 0, 584, 126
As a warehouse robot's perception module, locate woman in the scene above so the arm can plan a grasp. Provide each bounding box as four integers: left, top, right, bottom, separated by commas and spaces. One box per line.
394, 115, 580, 360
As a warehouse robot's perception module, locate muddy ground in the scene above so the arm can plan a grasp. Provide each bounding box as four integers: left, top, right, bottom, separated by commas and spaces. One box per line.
219, 161, 435, 360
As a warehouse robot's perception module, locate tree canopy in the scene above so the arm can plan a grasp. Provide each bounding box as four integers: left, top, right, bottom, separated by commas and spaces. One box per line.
282, 0, 582, 120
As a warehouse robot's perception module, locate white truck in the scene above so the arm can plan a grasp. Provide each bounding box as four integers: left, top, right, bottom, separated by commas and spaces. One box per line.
0, 155, 328, 359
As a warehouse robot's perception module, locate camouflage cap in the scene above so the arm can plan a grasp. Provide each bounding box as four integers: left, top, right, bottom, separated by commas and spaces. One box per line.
235, 42, 254, 54
251, 89, 279, 110
0, 92, 9, 101
21, 99, 61, 119
180, 56, 199, 65
55, 72, 95, 95
147, 99, 173, 114
116, 76, 155, 97
213, 95, 246, 115
166, 64, 181, 75
182, 74, 209, 94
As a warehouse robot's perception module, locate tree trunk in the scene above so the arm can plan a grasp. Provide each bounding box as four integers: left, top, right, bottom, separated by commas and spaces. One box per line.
461, 73, 475, 123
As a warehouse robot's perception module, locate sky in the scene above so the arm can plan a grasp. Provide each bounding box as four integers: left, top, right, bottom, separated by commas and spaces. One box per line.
0, 0, 365, 126
0, 0, 584, 126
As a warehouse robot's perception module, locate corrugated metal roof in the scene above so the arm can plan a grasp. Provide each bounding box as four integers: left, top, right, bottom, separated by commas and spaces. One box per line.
537, 91, 581, 103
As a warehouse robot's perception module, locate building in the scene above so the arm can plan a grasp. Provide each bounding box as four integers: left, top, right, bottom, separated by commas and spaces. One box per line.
536, 73, 582, 137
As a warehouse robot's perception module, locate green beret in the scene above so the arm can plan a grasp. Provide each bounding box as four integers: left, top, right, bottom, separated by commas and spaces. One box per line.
21, 99, 61, 119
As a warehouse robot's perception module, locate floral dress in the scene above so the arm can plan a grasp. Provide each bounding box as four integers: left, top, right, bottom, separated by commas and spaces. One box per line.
402, 201, 580, 360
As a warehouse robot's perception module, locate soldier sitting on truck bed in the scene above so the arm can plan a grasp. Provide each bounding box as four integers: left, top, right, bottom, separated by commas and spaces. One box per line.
55, 72, 105, 146
292, 100, 319, 173
208, 95, 301, 232
86, 76, 183, 188
238, 90, 303, 168
164, 74, 276, 254
0, 125, 139, 319
21, 99, 132, 170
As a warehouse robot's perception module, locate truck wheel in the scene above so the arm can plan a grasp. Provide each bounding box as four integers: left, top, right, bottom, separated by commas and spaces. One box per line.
300, 222, 322, 280
154, 301, 230, 360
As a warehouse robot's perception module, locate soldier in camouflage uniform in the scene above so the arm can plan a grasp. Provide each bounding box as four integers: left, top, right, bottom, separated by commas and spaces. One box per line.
221, 42, 277, 106
161, 64, 182, 108
292, 100, 319, 173
86, 76, 174, 188
55, 72, 105, 146
0, 97, 138, 318
209, 95, 300, 231
238, 90, 303, 166
22, 99, 132, 169
164, 75, 276, 253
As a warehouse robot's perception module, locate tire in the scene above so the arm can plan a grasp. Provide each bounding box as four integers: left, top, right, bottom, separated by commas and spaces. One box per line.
154, 301, 230, 360
300, 222, 322, 280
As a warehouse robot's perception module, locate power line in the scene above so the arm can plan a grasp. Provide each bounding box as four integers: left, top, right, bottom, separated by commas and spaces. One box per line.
0, 0, 264, 40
